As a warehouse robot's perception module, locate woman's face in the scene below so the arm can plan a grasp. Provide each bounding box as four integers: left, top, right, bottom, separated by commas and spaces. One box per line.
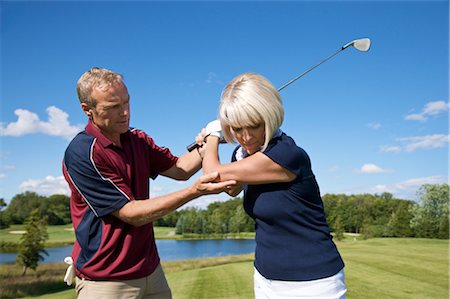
230, 123, 265, 155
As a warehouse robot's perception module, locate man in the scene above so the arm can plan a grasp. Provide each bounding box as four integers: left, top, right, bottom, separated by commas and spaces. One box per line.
62, 67, 234, 299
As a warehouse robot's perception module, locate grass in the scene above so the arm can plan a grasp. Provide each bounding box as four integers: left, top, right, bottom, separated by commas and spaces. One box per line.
0, 238, 447, 299
167, 259, 253, 299
0, 224, 75, 248
341, 238, 449, 299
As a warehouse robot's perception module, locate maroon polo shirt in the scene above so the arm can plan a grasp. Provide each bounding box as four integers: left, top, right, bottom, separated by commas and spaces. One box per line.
62, 121, 178, 280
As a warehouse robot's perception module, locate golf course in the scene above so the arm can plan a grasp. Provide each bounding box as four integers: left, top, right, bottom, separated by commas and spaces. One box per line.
1, 237, 448, 299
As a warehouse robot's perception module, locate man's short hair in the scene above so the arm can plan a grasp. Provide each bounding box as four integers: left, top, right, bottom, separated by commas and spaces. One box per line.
76, 67, 124, 108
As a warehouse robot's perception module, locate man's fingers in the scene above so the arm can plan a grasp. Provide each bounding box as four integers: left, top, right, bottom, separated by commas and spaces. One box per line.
198, 180, 237, 193
214, 180, 237, 189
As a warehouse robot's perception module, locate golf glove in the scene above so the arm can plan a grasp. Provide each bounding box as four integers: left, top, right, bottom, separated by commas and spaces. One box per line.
64, 256, 75, 286
205, 120, 223, 139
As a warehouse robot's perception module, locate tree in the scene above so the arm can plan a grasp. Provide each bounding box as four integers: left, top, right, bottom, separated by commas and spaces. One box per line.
410, 184, 449, 239
0, 198, 11, 229
209, 209, 228, 234
229, 205, 248, 234
385, 202, 414, 237
438, 214, 449, 239
334, 215, 345, 241
4, 192, 46, 224
175, 215, 187, 234
16, 209, 49, 275
43, 194, 71, 225
360, 218, 373, 240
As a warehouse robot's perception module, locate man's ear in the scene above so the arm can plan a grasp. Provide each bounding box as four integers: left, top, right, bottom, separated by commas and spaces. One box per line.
81, 103, 93, 118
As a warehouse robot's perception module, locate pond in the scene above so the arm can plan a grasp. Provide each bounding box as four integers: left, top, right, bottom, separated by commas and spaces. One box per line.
0, 239, 255, 264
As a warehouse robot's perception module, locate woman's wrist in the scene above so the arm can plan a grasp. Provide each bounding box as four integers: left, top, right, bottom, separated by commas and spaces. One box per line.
196, 146, 204, 160
206, 135, 220, 143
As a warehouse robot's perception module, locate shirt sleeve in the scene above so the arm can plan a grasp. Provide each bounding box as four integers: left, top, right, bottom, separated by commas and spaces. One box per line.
263, 135, 309, 177
63, 136, 131, 218
142, 133, 179, 179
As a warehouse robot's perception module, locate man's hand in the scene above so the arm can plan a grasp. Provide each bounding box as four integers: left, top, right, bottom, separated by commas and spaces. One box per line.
194, 171, 236, 194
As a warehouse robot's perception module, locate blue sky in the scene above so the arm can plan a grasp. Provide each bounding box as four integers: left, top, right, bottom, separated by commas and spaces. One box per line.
1, 0, 448, 208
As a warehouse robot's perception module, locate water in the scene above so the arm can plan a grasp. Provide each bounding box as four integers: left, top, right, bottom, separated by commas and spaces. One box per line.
0, 239, 255, 264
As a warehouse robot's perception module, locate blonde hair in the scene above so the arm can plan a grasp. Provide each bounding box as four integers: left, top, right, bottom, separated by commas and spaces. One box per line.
219, 72, 284, 152
76, 67, 124, 108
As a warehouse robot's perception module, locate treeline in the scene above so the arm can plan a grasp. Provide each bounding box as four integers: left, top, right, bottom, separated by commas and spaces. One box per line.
0, 192, 70, 228
174, 198, 254, 235
323, 183, 449, 239
1, 184, 448, 239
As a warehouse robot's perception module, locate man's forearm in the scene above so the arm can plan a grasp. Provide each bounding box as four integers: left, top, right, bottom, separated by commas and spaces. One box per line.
113, 185, 200, 227
113, 171, 236, 227
174, 149, 203, 179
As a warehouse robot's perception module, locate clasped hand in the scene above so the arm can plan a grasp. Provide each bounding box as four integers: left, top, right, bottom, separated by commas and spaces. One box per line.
195, 171, 236, 194
195, 120, 225, 146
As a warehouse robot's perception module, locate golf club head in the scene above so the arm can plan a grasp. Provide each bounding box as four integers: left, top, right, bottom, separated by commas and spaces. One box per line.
342, 38, 370, 52
353, 38, 371, 51
343, 38, 371, 52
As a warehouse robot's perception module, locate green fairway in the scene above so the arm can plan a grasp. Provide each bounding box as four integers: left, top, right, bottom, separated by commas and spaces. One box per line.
0, 224, 75, 246
167, 260, 253, 299
4, 238, 448, 299
340, 238, 448, 299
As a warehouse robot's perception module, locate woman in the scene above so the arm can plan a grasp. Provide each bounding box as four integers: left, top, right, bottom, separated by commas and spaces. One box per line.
201, 73, 346, 298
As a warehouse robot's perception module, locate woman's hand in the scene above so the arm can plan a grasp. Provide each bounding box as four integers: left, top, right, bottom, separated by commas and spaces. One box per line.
195, 128, 207, 159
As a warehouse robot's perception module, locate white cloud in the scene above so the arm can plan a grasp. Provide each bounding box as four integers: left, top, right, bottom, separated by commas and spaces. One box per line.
404, 113, 425, 121
399, 134, 450, 152
0, 106, 83, 140
205, 72, 224, 85
328, 165, 340, 172
19, 175, 70, 196
0, 151, 9, 159
372, 175, 448, 200
381, 134, 449, 153
360, 163, 390, 174
0, 173, 6, 179
405, 101, 449, 122
336, 175, 448, 200
367, 122, 381, 129
380, 145, 401, 153
423, 101, 449, 115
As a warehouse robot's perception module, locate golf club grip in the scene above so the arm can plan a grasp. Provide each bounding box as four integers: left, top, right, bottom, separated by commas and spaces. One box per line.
187, 141, 200, 152
187, 136, 227, 152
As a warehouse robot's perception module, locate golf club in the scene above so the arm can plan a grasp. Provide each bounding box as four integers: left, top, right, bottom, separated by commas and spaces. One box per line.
186, 37, 371, 152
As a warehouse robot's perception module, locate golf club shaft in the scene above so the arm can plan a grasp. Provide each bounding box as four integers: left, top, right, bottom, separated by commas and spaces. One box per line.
187, 42, 358, 152
277, 47, 344, 91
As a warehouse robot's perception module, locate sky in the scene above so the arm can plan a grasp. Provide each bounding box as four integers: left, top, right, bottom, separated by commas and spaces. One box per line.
1, 0, 449, 209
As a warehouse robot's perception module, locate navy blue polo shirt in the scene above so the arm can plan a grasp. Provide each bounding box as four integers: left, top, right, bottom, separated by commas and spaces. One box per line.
234, 133, 344, 281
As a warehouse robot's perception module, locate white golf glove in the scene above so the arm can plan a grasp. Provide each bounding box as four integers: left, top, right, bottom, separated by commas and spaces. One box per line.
63, 256, 75, 286
205, 120, 223, 139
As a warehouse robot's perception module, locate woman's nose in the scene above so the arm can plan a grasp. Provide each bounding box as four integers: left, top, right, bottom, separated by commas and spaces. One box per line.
242, 129, 252, 141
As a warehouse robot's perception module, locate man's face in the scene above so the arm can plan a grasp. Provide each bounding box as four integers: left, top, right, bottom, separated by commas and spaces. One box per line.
89, 82, 130, 141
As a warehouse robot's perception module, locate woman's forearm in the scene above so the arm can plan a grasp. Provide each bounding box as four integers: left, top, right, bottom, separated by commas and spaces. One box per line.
202, 136, 221, 174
